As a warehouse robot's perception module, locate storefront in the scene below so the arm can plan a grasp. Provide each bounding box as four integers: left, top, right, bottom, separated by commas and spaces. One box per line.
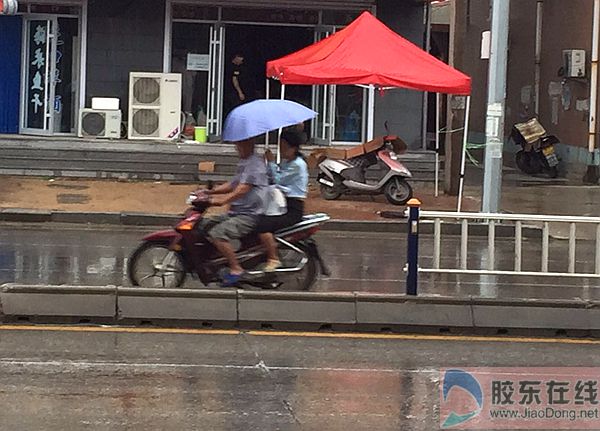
0, 0, 86, 135
164, 1, 376, 144
0, 0, 426, 147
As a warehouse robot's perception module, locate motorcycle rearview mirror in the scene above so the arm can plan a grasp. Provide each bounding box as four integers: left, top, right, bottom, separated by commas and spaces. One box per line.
207, 180, 214, 190
384, 121, 390, 136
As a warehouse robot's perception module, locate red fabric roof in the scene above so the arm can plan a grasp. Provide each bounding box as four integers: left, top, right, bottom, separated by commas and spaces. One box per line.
266, 11, 471, 95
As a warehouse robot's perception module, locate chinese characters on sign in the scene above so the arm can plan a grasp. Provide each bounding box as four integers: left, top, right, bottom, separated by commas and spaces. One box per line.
27, 21, 48, 129
440, 368, 600, 429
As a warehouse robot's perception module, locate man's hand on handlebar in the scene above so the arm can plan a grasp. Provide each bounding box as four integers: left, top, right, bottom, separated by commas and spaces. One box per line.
208, 196, 225, 207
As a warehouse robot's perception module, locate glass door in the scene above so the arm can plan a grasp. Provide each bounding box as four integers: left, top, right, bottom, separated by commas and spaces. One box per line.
21, 15, 80, 135
333, 85, 366, 143
21, 16, 56, 134
53, 17, 80, 134
171, 22, 224, 140
311, 27, 335, 145
207, 24, 225, 139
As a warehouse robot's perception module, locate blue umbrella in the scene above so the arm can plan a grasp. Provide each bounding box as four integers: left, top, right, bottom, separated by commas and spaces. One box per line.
222, 99, 317, 142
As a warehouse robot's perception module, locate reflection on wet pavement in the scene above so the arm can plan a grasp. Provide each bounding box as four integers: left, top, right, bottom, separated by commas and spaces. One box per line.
0, 222, 597, 299
2, 326, 600, 430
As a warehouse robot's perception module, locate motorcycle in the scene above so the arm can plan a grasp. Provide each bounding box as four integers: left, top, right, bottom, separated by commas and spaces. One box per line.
316, 135, 413, 205
511, 118, 560, 178
128, 189, 330, 290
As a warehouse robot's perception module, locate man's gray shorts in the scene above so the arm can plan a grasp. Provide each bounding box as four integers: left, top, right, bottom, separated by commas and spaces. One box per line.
200, 213, 258, 242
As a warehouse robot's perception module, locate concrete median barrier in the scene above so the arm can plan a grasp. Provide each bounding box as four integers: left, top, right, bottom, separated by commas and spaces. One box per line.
2, 283, 599, 333
356, 293, 473, 328
238, 290, 356, 325
1, 284, 117, 318
471, 298, 590, 330
117, 287, 237, 322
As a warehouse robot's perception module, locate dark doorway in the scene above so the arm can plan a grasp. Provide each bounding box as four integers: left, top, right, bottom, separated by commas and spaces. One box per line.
426, 28, 450, 150
224, 24, 313, 113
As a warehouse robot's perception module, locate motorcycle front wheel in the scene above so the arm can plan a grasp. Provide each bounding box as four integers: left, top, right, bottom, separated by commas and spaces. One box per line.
319, 184, 342, 200
384, 178, 413, 205
128, 242, 187, 288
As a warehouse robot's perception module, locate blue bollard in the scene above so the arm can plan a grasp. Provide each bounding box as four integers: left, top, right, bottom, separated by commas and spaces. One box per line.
406, 198, 421, 295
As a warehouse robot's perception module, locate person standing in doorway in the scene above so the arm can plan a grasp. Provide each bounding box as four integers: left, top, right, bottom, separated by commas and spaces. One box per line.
225, 53, 248, 115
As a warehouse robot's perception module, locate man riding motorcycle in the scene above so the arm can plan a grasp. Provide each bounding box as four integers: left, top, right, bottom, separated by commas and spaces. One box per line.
202, 138, 268, 287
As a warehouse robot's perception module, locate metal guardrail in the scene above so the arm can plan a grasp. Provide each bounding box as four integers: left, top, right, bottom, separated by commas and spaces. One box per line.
405, 200, 600, 295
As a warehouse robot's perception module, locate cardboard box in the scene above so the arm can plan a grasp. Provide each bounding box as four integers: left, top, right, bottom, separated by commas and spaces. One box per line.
307, 152, 327, 169
328, 148, 349, 159
345, 144, 365, 159
362, 137, 384, 154
198, 161, 215, 173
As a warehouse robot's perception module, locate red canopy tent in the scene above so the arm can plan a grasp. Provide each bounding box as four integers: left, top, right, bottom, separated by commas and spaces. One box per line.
266, 11, 472, 209
267, 11, 471, 95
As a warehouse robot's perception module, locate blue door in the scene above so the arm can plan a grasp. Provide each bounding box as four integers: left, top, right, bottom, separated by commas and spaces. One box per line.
0, 15, 22, 134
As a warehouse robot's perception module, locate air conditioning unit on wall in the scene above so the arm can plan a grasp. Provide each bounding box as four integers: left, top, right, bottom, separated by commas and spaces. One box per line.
78, 109, 122, 138
128, 72, 182, 140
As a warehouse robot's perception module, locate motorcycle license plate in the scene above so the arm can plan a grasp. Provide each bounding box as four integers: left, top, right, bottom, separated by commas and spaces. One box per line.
542, 146, 559, 167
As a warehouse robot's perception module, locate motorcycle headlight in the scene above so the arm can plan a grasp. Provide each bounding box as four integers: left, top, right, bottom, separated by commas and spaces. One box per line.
186, 194, 196, 205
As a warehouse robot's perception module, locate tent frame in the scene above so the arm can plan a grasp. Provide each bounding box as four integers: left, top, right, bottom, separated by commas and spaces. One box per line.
265, 78, 471, 211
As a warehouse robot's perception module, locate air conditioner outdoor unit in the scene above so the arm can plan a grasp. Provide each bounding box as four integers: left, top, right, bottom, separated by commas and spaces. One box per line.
78, 109, 122, 139
128, 72, 182, 140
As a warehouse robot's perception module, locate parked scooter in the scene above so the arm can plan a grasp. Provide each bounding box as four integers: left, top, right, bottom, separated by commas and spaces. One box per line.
316, 135, 413, 205
511, 118, 560, 178
128, 189, 330, 290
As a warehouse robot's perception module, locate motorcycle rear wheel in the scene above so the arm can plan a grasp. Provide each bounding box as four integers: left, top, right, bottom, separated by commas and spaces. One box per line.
546, 166, 559, 179
516, 150, 542, 175
274, 243, 318, 291
128, 242, 187, 288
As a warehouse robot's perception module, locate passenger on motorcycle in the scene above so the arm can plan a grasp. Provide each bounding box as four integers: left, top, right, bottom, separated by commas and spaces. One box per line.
257, 129, 309, 272
203, 138, 268, 286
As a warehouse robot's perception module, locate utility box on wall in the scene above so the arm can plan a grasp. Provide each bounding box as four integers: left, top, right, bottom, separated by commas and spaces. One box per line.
563, 49, 586, 78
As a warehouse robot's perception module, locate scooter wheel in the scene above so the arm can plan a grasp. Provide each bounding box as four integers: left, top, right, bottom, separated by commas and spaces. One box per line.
384, 178, 413, 206
128, 242, 186, 288
319, 184, 342, 200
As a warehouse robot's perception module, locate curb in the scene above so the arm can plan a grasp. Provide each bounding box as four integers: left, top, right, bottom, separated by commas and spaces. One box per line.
0, 209, 542, 237
1, 284, 596, 332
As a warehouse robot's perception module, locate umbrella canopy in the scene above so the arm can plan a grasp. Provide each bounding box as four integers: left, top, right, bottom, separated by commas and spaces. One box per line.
222, 99, 317, 142
266, 11, 471, 95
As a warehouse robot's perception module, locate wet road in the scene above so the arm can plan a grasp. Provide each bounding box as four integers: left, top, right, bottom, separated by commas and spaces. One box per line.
0, 325, 599, 430
0, 222, 598, 299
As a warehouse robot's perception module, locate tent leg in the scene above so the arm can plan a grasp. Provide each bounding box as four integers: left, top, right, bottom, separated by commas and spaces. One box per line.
457, 96, 471, 212
265, 79, 270, 150
367, 85, 375, 141
435, 93, 440, 197
277, 84, 286, 164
